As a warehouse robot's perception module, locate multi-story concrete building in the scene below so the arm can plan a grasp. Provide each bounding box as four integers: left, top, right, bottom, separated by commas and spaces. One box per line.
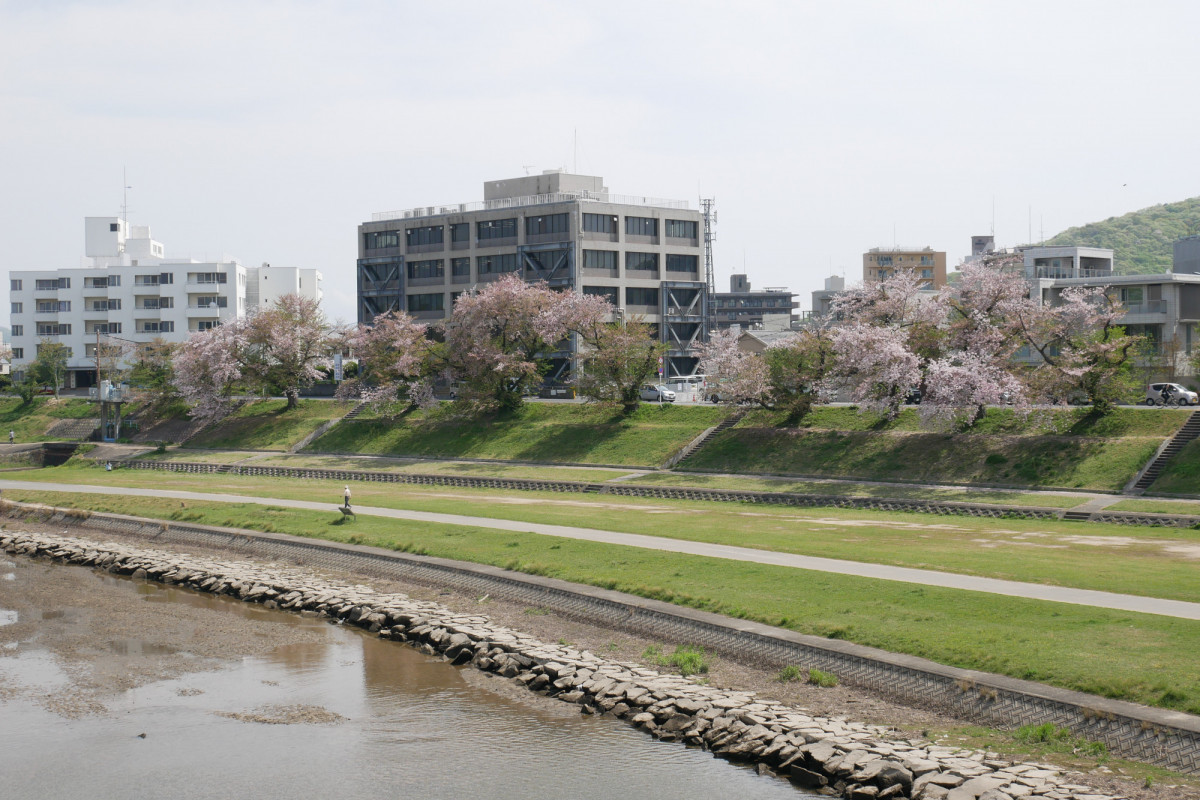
863, 246, 946, 289
357, 170, 708, 380
9, 217, 322, 386
713, 275, 797, 331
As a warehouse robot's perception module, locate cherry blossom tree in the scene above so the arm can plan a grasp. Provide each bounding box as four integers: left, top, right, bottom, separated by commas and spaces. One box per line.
695, 328, 770, 406
575, 315, 668, 410
442, 274, 582, 411
342, 310, 440, 411
173, 320, 247, 425
1013, 285, 1142, 413
243, 294, 336, 409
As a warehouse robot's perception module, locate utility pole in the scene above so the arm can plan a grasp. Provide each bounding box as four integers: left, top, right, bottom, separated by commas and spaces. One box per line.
701, 198, 717, 336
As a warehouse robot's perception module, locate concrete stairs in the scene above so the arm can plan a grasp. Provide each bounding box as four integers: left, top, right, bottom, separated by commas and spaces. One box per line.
1129, 410, 1200, 492
288, 402, 367, 454
666, 410, 746, 469
340, 402, 369, 422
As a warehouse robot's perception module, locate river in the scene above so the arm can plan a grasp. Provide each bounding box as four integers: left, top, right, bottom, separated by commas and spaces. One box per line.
0, 547, 814, 799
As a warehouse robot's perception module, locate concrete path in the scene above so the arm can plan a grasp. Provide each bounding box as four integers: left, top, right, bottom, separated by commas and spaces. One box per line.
6, 478, 1200, 622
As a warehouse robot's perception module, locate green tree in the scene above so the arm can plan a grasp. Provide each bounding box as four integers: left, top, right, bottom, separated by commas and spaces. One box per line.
763, 328, 835, 424
129, 337, 179, 413
575, 317, 668, 411
30, 339, 70, 398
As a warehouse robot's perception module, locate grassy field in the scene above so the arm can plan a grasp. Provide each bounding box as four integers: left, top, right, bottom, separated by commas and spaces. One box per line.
306, 402, 729, 466
1107, 498, 1200, 515
682, 407, 1188, 491
627, 472, 1088, 509
15, 463, 1200, 603
185, 399, 346, 451
10, 486, 1200, 716
245, 454, 639, 481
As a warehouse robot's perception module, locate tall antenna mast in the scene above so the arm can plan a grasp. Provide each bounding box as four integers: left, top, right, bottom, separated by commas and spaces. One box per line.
700, 198, 717, 333
121, 167, 132, 227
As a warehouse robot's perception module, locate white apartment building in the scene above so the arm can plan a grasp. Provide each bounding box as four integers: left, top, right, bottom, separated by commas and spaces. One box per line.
9, 217, 322, 387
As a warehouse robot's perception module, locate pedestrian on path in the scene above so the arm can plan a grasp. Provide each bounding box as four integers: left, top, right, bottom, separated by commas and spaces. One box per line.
8, 430, 13, 445
343, 486, 351, 509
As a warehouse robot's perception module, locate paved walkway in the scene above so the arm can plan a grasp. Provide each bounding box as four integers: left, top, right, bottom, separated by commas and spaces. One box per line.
5, 478, 1200, 621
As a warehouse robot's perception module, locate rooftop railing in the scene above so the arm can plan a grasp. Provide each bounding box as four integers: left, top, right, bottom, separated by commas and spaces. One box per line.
372, 191, 690, 222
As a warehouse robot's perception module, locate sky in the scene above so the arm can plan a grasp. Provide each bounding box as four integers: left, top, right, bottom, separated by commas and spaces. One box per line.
2, 0, 1199, 323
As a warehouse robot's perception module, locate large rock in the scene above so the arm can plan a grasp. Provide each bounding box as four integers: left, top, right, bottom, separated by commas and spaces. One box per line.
854, 759, 913, 793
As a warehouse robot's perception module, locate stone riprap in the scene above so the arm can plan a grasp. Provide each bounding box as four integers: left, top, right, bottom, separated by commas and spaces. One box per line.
1, 529, 1125, 800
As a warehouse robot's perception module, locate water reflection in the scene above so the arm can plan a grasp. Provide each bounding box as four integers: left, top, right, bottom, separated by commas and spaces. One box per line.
1, 558, 815, 800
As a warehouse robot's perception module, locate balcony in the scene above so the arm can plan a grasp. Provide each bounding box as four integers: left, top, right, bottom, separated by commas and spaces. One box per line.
1122, 300, 1167, 315
187, 304, 224, 315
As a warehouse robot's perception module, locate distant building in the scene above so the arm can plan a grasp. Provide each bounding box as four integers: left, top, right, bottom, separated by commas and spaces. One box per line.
712, 274, 797, 331
8, 217, 322, 386
971, 235, 995, 257
1174, 235, 1200, 275
862, 246, 946, 289
809, 275, 845, 320
357, 170, 708, 380
1022, 245, 1114, 280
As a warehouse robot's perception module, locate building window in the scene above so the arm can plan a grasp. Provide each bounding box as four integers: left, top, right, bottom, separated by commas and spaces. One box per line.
450, 223, 469, 243
37, 301, 69, 313
525, 213, 569, 237
37, 323, 71, 336
194, 296, 228, 309
107, 299, 122, 310
84, 277, 108, 289
582, 250, 618, 270
110, 222, 119, 232
666, 254, 698, 273
665, 220, 697, 239
408, 293, 444, 312
1120, 287, 1144, 305
582, 213, 617, 234
11, 325, 22, 337
139, 321, 174, 333
626, 287, 659, 306
11, 348, 22, 360
920, 269, 933, 279
191, 272, 227, 284
160, 272, 174, 285
450, 291, 463, 306
405, 225, 444, 248
197, 320, 219, 331
477, 253, 518, 274
11, 302, 22, 314
10, 279, 21, 291
876, 256, 893, 266
625, 216, 658, 237
477, 218, 517, 241
135, 274, 160, 286
364, 230, 400, 250
108, 275, 120, 287
582, 286, 618, 304
407, 259, 444, 280
626, 252, 659, 272
36, 278, 69, 290
920, 256, 934, 266
451, 257, 471, 278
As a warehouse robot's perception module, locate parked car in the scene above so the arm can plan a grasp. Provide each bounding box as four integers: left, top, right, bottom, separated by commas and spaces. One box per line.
640, 384, 676, 403
1145, 383, 1199, 406
903, 387, 922, 405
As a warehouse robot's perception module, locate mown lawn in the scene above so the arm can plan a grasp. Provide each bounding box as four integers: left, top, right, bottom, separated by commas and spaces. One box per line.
186, 399, 347, 451
11, 488, 1200, 716
306, 402, 728, 466
0, 397, 120, 443
14, 463, 1200, 602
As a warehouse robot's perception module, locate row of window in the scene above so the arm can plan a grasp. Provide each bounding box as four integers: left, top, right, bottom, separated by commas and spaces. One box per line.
365, 215, 699, 251
396, 251, 698, 281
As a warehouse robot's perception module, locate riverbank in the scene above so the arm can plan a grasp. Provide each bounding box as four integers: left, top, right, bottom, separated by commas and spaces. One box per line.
3, 524, 1189, 800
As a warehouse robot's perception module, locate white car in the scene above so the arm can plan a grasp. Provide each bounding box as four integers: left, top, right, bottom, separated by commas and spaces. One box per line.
1145, 383, 1199, 406
640, 384, 676, 402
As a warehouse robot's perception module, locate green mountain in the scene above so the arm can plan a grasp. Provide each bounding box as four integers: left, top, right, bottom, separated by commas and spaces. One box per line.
1044, 197, 1200, 274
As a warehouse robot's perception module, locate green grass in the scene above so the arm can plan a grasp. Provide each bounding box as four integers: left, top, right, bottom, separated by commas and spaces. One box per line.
0, 397, 119, 443
186, 399, 346, 451
642, 644, 710, 677
10, 487, 1200, 715
245, 453, 639, 482
806, 668, 839, 688
16, 464, 1200, 603
140, 449, 265, 464
307, 402, 729, 466
1107, 498, 1200, 515
628, 472, 1088, 509
1148, 438, 1200, 496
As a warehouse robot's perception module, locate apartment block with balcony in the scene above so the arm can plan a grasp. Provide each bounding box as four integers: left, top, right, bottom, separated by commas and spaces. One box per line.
357, 170, 708, 379
863, 246, 946, 289
713, 274, 798, 331
8, 217, 322, 386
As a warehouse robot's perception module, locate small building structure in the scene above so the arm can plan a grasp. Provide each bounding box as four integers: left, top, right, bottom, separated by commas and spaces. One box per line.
712, 274, 797, 332
863, 246, 946, 289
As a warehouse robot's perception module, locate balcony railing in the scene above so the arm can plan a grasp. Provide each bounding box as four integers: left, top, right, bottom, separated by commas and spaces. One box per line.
1122, 300, 1167, 315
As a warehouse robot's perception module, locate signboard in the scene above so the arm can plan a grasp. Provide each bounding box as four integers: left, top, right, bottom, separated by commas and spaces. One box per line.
334, 352, 343, 382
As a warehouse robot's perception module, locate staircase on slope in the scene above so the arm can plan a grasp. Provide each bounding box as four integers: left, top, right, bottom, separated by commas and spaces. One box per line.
670, 410, 746, 469
1132, 410, 1200, 491
340, 402, 369, 422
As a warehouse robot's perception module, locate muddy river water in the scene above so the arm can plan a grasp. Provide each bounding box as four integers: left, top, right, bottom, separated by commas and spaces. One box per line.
0, 550, 812, 799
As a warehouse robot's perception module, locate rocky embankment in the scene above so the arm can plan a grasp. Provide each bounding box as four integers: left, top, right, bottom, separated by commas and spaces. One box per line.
1, 530, 1123, 800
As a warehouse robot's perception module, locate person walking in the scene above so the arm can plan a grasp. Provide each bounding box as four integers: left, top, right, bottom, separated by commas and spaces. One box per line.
343, 486, 351, 509
8, 430, 13, 445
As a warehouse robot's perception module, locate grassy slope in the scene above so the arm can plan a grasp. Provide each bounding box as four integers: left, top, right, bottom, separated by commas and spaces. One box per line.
686, 407, 1186, 491
0, 397, 114, 442
1044, 196, 1200, 275
306, 403, 729, 466
14, 486, 1200, 715
185, 399, 346, 451
1147, 438, 1200, 495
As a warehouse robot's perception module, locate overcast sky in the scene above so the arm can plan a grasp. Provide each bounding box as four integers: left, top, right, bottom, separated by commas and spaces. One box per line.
2, 0, 1198, 322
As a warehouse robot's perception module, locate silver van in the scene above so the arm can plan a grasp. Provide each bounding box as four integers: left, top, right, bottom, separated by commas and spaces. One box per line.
1145, 383, 1199, 406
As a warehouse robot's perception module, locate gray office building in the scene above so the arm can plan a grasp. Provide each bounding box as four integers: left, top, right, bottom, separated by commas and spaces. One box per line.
357, 171, 708, 380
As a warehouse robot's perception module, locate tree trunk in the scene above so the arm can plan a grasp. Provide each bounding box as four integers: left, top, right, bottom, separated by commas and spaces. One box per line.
285, 388, 299, 409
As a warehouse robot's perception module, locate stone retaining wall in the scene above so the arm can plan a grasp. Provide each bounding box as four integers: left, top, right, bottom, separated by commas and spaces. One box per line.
6, 501, 1199, 784
2, 520, 1139, 800
128, 459, 1194, 525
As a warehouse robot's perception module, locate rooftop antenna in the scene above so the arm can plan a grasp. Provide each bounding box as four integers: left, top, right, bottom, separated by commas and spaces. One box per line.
701, 197, 717, 333
121, 167, 132, 227
991, 196, 995, 237
573, 128, 577, 173
522, 165, 535, 176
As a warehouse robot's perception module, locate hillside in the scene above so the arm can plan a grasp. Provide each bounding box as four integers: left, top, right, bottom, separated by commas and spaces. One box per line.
1044, 196, 1200, 274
